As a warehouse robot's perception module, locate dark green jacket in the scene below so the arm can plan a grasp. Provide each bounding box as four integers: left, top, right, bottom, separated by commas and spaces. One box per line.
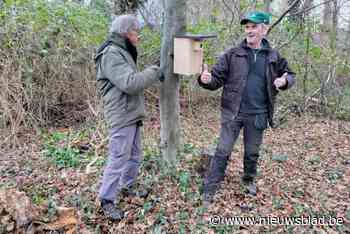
95, 33, 161, 130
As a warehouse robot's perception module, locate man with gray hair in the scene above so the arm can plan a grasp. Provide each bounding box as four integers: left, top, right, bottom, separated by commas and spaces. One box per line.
95, 14, 164, 221
199, 11, 296, 205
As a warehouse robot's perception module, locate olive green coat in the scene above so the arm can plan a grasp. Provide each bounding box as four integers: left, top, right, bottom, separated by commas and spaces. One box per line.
96, 34, 161, 130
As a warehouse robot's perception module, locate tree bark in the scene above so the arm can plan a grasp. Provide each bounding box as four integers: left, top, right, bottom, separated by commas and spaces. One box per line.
159, 0, 186, 161
264, 0, 271, 13
343, 18, 350, 71
330, 0, 338, 51
302, 0, 313, 104
108, 0, 147, 15
320, 0, 339, 111
323, 0, 333, 32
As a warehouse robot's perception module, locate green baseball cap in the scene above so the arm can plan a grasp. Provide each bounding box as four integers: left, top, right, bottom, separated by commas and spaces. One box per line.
240, 11, 271, 25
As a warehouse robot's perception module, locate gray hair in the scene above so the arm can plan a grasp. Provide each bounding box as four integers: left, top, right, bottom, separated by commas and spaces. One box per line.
109, 15, 140, 35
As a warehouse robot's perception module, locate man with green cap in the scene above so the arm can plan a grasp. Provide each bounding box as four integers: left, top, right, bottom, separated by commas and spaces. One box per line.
198, 11, 295, 205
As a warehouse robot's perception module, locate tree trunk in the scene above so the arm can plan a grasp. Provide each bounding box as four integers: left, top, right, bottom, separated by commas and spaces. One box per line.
343, 19, 350, 71
264, 0, 271, 13
302, 0, 313, 104
323, 0, 333, 32
108, 0, 147, 15
159, 0, 186, 161
330, 0, 338, 51
320, 0, 339, 112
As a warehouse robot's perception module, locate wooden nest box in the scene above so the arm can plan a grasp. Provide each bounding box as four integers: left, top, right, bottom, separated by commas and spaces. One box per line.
174, 34, 217, 76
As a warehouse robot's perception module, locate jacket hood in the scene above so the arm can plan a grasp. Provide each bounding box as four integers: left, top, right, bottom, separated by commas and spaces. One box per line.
108, 32, 128, 50
95, 32, 137, 64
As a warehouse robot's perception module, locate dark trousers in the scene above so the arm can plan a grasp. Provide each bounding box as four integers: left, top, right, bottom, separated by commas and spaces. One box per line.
203, 112, 267, 192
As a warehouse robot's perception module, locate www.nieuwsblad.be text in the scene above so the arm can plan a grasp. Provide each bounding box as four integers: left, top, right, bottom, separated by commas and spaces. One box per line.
209, 215, 345, 226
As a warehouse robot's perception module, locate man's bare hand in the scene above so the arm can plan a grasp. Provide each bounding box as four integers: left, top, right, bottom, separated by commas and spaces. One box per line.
200, 64, 212, 84
274, 72, 288, 90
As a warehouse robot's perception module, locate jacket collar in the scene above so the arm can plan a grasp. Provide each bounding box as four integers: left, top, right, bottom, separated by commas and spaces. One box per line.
109, 32, 128, 50
109, 32, 138, 63
235, 38, 278, 62
240, 38, 271, 51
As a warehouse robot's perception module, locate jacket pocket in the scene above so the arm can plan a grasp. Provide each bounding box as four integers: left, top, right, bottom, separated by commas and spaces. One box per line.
221, 89, 235, 110
125, 93, 141, 112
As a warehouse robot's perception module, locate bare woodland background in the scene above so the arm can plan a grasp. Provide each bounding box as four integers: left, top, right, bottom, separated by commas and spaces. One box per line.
0, 0, 349, 233
1, 0, 350, 134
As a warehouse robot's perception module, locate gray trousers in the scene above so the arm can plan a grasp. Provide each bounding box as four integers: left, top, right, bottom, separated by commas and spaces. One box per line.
98, 124, 141, 202
204, 112, 267, 192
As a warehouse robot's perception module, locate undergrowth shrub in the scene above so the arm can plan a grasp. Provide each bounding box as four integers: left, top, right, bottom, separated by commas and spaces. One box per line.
1, 0, 349, 138
0, 0, 108, 132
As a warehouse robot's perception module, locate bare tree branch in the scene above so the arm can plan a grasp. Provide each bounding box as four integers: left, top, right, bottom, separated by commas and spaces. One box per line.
277, 26, 302, 49
267, 0, 301, 35
221, 0, 235, 28
289, 0, 336, 17
138, 2, 156, 30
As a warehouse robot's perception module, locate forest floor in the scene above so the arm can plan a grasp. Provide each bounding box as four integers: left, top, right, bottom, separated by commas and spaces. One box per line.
1, 98, 350, 233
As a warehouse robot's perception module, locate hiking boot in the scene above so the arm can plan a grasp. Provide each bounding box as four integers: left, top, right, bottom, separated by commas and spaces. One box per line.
121, 186, 149, 198
241, 180, 257, 196
202, 192, 215, 207
202, 184, 218, 207
101, 200, 124, 221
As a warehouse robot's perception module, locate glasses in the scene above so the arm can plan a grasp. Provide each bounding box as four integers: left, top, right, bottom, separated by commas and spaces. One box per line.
128, 29, 141, 41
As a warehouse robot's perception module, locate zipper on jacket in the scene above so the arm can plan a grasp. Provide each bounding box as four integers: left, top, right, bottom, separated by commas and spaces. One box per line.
253, 49, 260, 62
